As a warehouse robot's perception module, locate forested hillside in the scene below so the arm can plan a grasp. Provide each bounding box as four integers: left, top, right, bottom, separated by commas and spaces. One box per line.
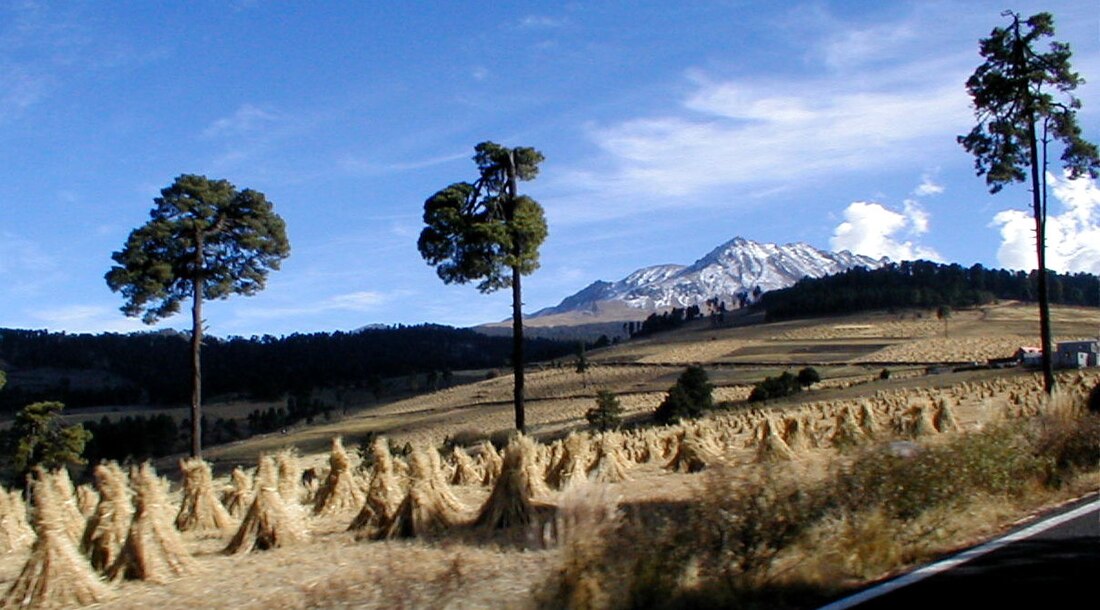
761, 260, 1100, 320
0, 325, 574, 411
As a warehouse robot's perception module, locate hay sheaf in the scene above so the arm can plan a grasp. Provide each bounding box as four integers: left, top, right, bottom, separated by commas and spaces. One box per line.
225, 456, 309, 554
349, 437, 403, 537
475, 436, 547, 530
80, 462, 132, 573
108, 463, 196, 583
373, 447, 462, 539
666, 431, 722, 473
548, 433, 590, 490
0, 485, 33, 554
47, 468, 86, 544
588, 434, 631, 484
312, 437, 365, 516
2, 469, 111, 609
221, 467, 253, 519
175, 458, 234, 533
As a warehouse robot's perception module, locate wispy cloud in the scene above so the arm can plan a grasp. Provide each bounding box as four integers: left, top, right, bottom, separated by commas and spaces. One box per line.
29, 305, 150, 334
992, 172, 1100, 273
201, 104, 281, 139
0, 232, 66, 296
519, 15, 567, 29
337, 151, 468, 175
913, 174, 944, 197
241, 290, 399, 320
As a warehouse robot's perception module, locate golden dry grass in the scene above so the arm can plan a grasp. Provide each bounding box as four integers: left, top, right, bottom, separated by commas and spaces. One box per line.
4, 303, 1096, 609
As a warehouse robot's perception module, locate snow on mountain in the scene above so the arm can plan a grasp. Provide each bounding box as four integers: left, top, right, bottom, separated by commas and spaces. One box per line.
531, 237, 884, 318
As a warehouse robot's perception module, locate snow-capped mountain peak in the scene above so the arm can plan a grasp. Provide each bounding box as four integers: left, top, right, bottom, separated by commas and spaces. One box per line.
530, 237, 884, 319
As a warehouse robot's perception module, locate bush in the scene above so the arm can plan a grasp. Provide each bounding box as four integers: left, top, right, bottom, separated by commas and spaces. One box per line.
879, 368, 891, 380
654, 366, 713, 424
748, 371, 802, 403
797, 367, 821, 387
586, 391, 623, 431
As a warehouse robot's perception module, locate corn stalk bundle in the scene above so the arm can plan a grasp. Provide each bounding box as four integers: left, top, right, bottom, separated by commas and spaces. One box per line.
220, 467, 253, 519
80, 462, 132, 573
175, 458, 233, 533
225, 456, 308, 554
107, 463, 196, 583
371, 447, 460, 540
426, 446, 467, 514
0, 485, 33, 554
2, 470, 111, 609
312, 437, 366, 516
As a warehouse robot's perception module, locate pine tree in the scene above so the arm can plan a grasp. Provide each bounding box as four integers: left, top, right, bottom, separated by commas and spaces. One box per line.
958, 11, 1100, 393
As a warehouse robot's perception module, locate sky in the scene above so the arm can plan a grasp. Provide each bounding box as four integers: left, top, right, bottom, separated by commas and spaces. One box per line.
0, 0, 1098, 337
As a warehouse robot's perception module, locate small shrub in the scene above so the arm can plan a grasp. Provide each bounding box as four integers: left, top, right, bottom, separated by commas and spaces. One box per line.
879, 368, 891, 380
654, 366, 713, 424
586, 391, 623, 432
748, 371, 802, 403
797, 367, 821, 387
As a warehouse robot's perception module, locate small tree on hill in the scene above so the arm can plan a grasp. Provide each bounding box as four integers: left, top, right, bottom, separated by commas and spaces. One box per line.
586, 390, 623, 432
655, 365, 714, 424
575, 342, 589, 388
2, 401, 91, 484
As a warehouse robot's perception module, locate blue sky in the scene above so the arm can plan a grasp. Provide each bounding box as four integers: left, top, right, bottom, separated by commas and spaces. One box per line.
1, 1, 1097, 337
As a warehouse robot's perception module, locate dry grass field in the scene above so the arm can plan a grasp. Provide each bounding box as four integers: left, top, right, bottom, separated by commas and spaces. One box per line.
1, 301, 1098, 609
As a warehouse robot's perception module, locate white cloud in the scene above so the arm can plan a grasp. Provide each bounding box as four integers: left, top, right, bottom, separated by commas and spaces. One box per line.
913, 174, 944, 197
831, 201, 941, 262
519, 15, 566, 28
242, 290, 394, 320
992, 172, 1100, 273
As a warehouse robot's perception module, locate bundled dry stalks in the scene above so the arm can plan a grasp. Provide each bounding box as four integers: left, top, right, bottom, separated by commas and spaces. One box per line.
349, 437, 403, 537
46, 468, 86, 544
175, 457, 233, 533
548, 433, 590, 490
666, 431, 722, 473
477, 441, 504, 486
80, 462, 132, 572
108, 463, 196, 583
221, 467, 253, 519
373, 447, 462, 539
859, 401, 880, 437
449, 446, 481, 486
75, 484, 98, 519
782, 417, 811, 452
313, 437, 365, 516
588, 434, 631, 484
474, 435, 547, 530
276, 449, 305, 505
934, 398, 960, 433
756, 418, 795, 463
831, 406, 866, 448
0, 485, 33, 554
226, 456, 309, 554
2, 470, 111, 609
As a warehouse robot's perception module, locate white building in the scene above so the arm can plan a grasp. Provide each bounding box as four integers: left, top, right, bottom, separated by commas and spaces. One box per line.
1055, 340, 1100, 369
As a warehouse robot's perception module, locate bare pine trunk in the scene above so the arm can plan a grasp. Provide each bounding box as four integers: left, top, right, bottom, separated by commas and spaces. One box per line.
191, 238, 204, 458
506, 151, 526, 433
1028, 118, 1056, 394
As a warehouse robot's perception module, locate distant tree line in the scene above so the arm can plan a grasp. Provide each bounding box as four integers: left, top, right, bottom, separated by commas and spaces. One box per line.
0, 324, 575, 411
760, 261, 1100, 321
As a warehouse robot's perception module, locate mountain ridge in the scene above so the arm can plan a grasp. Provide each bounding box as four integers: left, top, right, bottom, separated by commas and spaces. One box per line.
529, 237, 884, 321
